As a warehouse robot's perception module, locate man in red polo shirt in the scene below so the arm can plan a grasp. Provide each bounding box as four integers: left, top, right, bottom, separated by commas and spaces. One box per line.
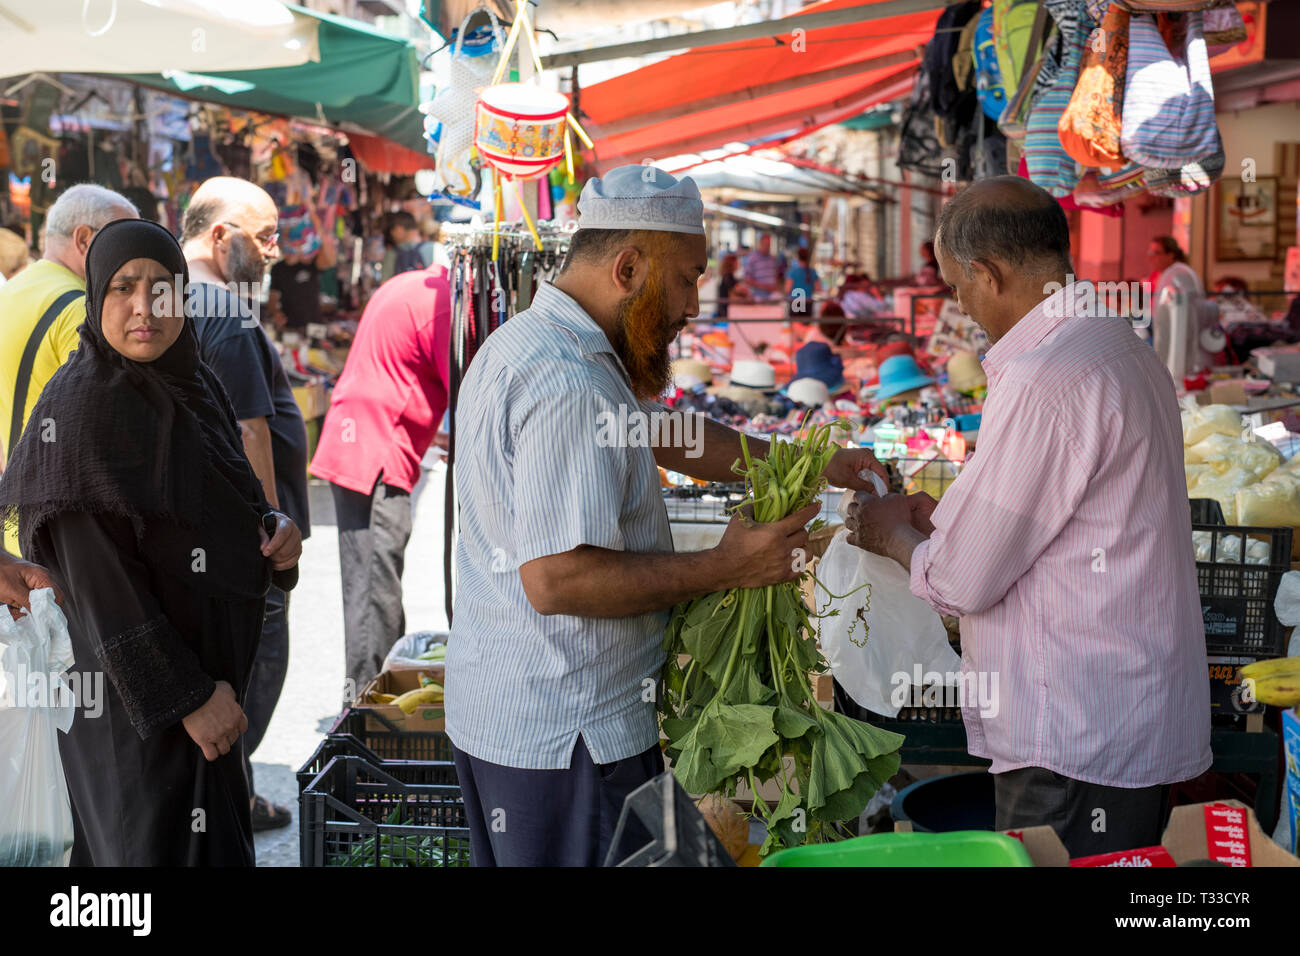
310, 265, 451, 695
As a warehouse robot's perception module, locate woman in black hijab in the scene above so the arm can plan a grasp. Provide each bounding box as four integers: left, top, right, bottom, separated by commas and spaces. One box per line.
0, 219, 301, 866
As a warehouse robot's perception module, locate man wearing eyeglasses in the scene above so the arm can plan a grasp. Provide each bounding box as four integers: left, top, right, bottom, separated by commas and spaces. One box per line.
181, 176, 311, 837
0, 184, 137, 556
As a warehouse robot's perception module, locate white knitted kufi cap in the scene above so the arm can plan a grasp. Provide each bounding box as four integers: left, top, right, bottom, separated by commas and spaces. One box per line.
577, 165, 705, 235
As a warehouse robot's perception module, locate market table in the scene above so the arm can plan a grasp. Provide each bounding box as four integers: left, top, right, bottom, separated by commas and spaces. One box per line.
863, 717, 1283, 833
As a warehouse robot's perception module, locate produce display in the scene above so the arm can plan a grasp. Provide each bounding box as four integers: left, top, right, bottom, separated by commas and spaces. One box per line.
333, 806, 469, 867
659, 420, 905, 856
364, 672, 444, 713
1241, 657, 1300, 708
1182, 403, 1300, 542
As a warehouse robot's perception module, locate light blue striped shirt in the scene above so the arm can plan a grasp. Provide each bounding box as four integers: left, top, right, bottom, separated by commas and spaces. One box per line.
444, 282, 674, 769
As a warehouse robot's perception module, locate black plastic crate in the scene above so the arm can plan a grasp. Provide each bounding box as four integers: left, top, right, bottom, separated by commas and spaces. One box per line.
1192, 523, 1292, 657
301, 756, 469, 868
295, 733, 455, 797
330, 707, 455, 762
833, 677, 962, 726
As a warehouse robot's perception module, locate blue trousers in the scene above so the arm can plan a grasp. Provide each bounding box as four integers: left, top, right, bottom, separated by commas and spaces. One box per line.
452, 737, 662, 867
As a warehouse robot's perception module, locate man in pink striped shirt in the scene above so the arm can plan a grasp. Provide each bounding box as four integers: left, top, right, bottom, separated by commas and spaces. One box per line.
846, 177, 1210, 856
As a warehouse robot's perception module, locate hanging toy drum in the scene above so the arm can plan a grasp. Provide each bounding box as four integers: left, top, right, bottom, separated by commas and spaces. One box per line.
474, 83, 569, 181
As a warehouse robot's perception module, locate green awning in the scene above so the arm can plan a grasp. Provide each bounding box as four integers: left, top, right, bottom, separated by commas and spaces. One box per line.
121, 4, 427, 153
838, 109, 895, 132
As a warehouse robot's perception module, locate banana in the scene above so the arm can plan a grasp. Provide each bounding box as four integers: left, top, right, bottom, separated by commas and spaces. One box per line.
369, 692, 398, 704
1243, 675, 1300, 707
1240, 657, 1300, 681
393, 685, 445, 714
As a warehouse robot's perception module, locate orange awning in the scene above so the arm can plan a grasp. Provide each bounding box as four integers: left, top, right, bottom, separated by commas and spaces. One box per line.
579, 0, 942, 164
347, 131, 433, 176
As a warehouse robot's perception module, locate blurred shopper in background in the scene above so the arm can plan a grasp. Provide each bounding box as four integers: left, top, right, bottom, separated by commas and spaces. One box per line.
310, 263, 452, 696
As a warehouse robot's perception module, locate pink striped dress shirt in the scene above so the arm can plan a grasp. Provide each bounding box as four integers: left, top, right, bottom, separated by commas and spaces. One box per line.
909, 283, 1212, 787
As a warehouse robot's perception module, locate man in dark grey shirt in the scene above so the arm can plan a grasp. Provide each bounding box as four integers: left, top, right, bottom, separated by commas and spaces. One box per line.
180, 177, 310, 833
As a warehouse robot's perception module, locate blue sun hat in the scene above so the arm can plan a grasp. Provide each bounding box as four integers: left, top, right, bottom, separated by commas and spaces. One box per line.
867, 354, 935, 401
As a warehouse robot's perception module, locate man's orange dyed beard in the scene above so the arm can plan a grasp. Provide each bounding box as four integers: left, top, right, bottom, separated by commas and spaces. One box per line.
612, 262, 676, 400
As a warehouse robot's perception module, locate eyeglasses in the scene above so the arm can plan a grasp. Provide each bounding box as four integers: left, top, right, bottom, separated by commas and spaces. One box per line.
221, 221, 280, 252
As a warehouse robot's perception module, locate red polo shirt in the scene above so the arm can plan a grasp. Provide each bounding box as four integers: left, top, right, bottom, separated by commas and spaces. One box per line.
310, 266, 451, 494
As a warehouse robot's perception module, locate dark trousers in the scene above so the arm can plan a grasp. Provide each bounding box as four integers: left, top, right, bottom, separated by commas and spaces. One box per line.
242, 585, 289, 797
452, 738, 663, 867
332, 478, 412, 697
994, 766, 1170, 858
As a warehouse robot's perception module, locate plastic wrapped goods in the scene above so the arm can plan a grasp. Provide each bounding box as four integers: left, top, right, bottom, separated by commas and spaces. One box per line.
1182, 403, 1243, 446
1238, 475, 1300, 557
1191, 466, 1255, 524
1185, 464, 1216, 491
1185, 434, 1282, 482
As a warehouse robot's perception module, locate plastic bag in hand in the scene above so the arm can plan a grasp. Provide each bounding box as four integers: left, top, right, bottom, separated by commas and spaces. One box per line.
0, 588, 76, 866
813, 529, 960, 717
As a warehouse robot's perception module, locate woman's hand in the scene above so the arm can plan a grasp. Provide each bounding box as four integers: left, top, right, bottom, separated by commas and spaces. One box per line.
0, 551, 65, 618
258, 511, 302, 571
182, 681, 247, 762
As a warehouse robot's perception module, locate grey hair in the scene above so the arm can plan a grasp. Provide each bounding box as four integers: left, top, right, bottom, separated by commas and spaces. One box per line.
45, 183, 138, 239
934, 176, 1071, 279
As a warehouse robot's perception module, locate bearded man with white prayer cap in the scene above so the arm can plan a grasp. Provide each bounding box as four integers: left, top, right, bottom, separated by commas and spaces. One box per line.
444, 165, 886, 867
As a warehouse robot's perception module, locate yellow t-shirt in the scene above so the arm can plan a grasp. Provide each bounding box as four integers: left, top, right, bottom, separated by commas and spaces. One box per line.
0, 259, 86, 554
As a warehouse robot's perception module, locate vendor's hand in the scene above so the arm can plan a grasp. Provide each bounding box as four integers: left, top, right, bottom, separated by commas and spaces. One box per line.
0, 552, 64, 617
715, 503, 820, 589
845, 492, 915, 556
258, 512, 303, 571
822, 446, 889, 490
182, 681, 247, 762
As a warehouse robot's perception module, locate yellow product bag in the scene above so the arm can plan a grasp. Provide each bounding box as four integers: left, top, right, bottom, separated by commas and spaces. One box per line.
1237, 477, 1300, 557
1191, 466, 1255, 525
1181, 403, 1244, 446
1184, 434, 1282, 482
1185, 464, 1216, 491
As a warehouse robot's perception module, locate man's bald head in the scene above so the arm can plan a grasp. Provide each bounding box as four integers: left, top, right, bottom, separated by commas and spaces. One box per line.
934, 176, 1072, 282
931, 177, 1074, 343
181, 177, 278, 245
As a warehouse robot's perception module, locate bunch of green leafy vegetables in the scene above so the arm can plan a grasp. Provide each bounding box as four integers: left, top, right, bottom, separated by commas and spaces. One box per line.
333, 806, 470, 867
659, 420, 904, 856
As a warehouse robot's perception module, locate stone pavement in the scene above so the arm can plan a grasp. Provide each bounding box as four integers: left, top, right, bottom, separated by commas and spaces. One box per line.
251, 462, 449, 866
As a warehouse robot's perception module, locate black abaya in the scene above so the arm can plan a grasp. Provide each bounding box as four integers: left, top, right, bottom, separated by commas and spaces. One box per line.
32, 478, 268, 865
0, 219, 279, 866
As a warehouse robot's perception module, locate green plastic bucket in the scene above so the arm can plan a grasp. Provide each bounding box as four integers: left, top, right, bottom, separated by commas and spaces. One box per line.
759, 830, 1033, 867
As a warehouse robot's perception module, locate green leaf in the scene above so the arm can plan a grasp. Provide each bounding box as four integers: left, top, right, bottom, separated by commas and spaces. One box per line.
680, 590, 739, 676
694, 702, 779, 779
773, 705, 819, 740
722, 657, 771, 706
807, 710, 904, 823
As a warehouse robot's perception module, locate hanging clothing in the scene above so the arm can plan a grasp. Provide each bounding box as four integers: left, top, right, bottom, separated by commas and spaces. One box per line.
0, 219, 275, 866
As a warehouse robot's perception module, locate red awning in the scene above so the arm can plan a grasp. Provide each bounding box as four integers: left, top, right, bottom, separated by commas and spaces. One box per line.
579, 0, 943, 163
347, 131, 433, 176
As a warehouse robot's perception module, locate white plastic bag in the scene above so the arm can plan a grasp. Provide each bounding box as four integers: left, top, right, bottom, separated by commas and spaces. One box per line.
813, 529, 961, 717
381, 631, 449, 673
0, 588, 76, 866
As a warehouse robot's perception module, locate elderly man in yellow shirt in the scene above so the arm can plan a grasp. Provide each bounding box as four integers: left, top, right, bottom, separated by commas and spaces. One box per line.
0, 184, 137, 552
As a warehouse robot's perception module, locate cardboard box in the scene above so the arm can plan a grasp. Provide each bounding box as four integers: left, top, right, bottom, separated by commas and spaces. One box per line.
1255, 347, 1300, 384
995, 801, 1299, 867
1283, 707, 1300, 856
354, 669, 445, 732
292, 382, 328, 420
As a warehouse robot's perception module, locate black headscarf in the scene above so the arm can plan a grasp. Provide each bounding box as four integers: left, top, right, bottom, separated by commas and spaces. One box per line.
0, 219, 269, 565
